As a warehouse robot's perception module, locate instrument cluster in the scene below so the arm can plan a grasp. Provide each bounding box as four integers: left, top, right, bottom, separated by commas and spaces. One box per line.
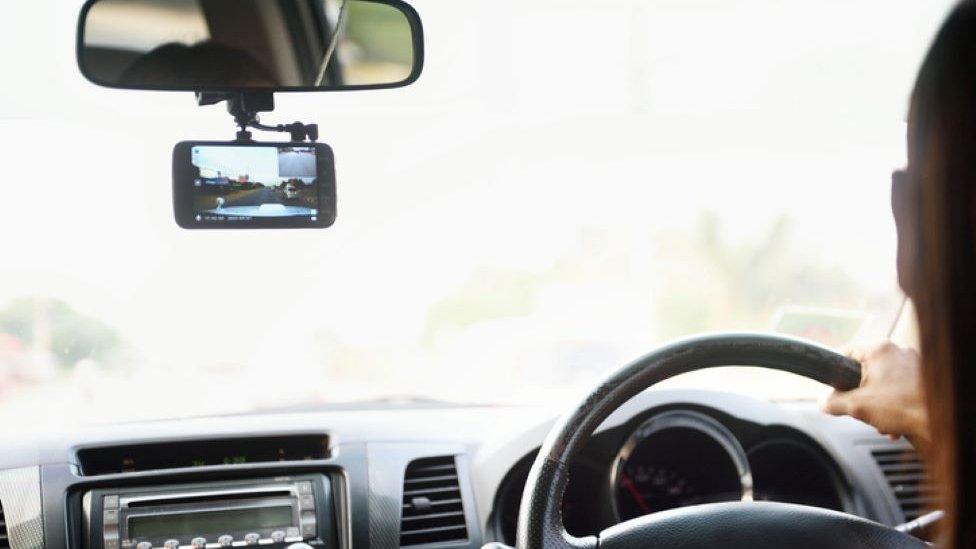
491, 406, 848, 545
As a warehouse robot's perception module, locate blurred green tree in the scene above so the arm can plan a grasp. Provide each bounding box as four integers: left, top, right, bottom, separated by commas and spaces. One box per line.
0, 298, 121, 368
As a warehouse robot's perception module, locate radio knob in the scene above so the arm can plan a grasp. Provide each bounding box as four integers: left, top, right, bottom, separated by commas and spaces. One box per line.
244, 532, 261, 545
191, 537, 207, 548
217, 535, 234, 547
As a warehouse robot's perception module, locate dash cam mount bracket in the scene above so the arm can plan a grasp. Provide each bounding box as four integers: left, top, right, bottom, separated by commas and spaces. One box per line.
195, 91, 319, 143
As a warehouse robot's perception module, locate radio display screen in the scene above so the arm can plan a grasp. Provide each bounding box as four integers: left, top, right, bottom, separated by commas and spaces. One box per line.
129, 506, 293, 539
77, 435, 330, 475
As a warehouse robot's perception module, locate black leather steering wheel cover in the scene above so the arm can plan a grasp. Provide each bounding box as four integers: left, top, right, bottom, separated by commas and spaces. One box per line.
599, 501, 926, 549
515, 333, 924, 549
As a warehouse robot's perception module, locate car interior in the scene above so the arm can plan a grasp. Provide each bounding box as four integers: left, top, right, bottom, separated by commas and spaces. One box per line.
0, 1, 953, 548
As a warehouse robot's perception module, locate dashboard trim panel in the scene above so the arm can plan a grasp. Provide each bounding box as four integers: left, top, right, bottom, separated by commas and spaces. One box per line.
0, 466, 44, 549
0, 391, 919, 548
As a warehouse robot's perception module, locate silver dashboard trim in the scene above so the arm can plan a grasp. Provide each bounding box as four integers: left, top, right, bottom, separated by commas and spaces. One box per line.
608, 409, 754, 522
119, 484, 297, 506
0, 466, 44, 549
329, 471, 352, 549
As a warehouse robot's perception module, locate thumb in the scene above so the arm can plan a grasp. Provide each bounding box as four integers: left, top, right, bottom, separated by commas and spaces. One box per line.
821, 389, 855, 417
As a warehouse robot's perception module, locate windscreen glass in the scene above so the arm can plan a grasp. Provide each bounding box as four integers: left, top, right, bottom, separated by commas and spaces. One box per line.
0, 0, 957, 427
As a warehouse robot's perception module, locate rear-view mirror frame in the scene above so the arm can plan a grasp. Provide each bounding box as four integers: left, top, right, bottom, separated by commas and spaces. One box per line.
75, 0, 425, 93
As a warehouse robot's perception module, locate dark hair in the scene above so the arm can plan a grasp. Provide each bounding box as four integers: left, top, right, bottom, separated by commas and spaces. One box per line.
907, 1, 976, 546
119, 42, 278, 88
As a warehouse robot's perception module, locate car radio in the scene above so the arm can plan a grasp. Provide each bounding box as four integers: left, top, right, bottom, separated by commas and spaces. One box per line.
84, 474, 336, 549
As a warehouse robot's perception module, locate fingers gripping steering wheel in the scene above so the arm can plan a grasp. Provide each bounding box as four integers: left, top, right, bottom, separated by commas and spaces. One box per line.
515, 333, 926, 549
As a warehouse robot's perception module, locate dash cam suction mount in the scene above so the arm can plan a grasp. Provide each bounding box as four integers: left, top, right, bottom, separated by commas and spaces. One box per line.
195, 92, 319, 143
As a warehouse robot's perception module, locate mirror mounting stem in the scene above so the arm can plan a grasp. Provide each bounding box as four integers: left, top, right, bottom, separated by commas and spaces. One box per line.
195, 91, 319, 143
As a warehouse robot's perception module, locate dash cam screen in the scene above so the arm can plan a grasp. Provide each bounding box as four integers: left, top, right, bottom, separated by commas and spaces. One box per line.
189, 145, 321, 223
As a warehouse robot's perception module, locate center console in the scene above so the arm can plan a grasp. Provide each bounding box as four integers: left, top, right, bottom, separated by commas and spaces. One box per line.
83, 474, 337, 549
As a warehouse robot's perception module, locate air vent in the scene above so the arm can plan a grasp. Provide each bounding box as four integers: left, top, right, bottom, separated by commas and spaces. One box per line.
400, 456, 468, 547
0, 501, 9, 548
871, 447, 937, 521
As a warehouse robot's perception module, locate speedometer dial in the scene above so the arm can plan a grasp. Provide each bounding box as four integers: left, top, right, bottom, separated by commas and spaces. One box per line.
616, 463, 697, 515
611, 410, 753, 522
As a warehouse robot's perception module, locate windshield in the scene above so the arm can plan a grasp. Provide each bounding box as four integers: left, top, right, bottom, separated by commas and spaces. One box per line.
0, 0, 953, 427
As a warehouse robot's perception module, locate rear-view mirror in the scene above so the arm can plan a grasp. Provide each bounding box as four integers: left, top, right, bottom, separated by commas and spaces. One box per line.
76, 0, 424, 92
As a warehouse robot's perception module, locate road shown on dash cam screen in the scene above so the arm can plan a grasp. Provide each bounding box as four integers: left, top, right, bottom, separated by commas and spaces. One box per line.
223, 187, 280, 207
200, 185, 316, 217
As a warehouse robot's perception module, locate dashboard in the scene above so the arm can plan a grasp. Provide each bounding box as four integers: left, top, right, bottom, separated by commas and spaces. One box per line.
0, 389, 928, 549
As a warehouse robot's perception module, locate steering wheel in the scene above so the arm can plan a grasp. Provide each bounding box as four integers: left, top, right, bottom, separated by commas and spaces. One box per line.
515, 333, 926, 549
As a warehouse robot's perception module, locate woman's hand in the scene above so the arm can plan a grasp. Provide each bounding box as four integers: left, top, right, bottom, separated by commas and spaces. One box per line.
822, 341, 929, 446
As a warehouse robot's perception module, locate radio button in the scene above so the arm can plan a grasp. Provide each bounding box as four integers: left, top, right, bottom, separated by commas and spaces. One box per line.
217, 535, 234, 547
285, 527, 300, 538
103, 495, 120, 509
104, 538, 119, 549
244, 533, 260, 545
296, 482, 313, 495
271, 531, 286, 543
191, 537, 207, 548
164, 540, 180, 549
136, 542, 153, 549
103, 509, 120, 527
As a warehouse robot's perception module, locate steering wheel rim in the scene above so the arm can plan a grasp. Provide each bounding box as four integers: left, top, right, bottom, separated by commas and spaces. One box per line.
514, 333, 925, 549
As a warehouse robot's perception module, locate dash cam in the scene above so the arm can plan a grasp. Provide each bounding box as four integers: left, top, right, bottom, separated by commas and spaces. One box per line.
172, 141, 336, 229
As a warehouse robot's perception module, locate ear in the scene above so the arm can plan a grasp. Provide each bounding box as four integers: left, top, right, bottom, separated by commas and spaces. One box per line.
892, 170, 919, 298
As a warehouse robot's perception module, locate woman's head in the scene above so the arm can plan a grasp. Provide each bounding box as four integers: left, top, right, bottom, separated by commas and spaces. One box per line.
895, 1, 976, 545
